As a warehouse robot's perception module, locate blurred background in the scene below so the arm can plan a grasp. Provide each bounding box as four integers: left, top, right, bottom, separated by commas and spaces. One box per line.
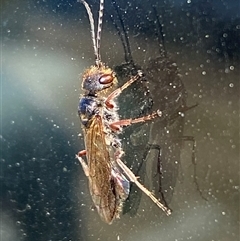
1, 0, 239, 240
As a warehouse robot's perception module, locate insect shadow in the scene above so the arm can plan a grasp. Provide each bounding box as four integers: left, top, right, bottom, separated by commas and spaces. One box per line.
107, 1, 200, 216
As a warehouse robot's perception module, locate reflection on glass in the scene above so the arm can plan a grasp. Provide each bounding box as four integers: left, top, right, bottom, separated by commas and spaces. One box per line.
1, 0, 239, 241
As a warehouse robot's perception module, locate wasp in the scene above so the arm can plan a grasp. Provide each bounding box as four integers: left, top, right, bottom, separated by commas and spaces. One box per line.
76, 0, 171, 224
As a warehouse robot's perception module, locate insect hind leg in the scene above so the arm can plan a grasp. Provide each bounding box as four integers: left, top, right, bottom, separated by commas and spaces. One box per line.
115, 154, 172, 216
76, 151, 89, 177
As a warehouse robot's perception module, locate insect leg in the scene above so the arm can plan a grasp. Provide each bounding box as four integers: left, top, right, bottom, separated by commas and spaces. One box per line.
170, 103, 199, 121
180, 136, 207, 200
142, 144, 169, 207
110, 110, 162, 131
115, 157, 172, 216
105, 70, 143, 108
76, 151, 89, 177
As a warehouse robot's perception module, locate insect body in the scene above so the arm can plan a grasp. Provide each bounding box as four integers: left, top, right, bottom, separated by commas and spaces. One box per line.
77, 0, 171, 224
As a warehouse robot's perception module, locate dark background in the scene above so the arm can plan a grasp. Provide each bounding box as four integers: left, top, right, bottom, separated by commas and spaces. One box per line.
1, 0, 239, 240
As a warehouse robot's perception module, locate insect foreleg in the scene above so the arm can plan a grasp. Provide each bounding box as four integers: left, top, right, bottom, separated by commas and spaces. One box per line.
105, 70, 143, 108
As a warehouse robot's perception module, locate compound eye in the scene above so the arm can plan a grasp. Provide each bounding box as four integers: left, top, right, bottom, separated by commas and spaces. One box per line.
99, 74, 113, 84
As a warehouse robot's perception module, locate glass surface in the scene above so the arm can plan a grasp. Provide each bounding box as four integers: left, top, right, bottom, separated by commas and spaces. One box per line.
1, 0, 239, 240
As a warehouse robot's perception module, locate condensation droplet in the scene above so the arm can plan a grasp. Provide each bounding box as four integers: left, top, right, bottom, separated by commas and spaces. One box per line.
16, 221, 21, 226
26, 204, 31, 210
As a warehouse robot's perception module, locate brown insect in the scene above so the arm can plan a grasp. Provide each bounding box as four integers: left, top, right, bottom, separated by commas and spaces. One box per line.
76, 0, 171, 224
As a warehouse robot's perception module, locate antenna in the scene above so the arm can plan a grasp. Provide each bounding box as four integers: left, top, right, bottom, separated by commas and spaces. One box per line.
80, 0, 105, 67
96, 0, 104, 66
111, 0, 133, 64
152, 6, 167, 57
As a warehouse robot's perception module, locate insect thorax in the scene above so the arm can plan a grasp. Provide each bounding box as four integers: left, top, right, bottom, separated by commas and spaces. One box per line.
78, 96, 100, 127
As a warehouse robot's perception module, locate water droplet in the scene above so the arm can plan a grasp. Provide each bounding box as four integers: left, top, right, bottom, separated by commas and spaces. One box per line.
16, 221, 21, 226
26, 204, 31, 210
